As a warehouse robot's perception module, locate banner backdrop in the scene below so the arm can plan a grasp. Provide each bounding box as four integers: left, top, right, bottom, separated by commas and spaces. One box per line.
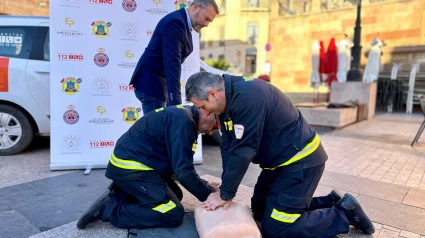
50, 0, 201, 170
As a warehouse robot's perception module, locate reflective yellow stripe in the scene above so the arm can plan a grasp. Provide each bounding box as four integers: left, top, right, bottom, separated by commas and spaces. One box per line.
109, 153, 153, 171
192, 142, 197, 152
227, 120, 233, 131
264, 134, 321, 170
152, 200, 176, 213
243, 76, 254, 81
175, 105, 184, 108
155, 107, 164, 112
271, 208, 301, 223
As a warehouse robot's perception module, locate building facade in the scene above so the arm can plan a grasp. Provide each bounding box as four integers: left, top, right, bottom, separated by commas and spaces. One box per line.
267, 0, 425, 92
200, 0, 270, 77
0, 0, 49, 16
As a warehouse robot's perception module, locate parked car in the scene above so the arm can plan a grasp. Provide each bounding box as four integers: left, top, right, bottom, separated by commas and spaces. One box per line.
0, 16, 50, 155
0, 16, 222, 155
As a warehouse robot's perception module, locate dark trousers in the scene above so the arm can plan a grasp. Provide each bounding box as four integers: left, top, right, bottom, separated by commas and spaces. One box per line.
103, 171, 185, 229
251, 163, 349, 238
134, 90, 167, 115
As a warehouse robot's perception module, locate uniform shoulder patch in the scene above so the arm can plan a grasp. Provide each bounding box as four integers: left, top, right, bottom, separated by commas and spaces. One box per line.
234, 124, 244, 139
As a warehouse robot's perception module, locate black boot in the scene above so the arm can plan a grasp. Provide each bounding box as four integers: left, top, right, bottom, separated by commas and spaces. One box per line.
328, 190, 342, 205
335, 193, 375, 235
76, 185, 112, 229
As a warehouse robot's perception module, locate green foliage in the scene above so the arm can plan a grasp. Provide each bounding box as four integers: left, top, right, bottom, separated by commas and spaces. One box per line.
205, 59, 230, 71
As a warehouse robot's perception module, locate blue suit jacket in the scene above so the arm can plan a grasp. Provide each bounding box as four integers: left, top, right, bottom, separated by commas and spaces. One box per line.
129, 8, 193, 106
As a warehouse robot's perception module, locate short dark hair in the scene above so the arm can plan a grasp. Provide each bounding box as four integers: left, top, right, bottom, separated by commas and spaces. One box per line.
185, 72, 224, 101
190, 0, 219, 14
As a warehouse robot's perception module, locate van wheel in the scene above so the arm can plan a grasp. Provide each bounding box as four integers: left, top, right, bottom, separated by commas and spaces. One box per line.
0, 105, 34, 155
211, 129, 222, 145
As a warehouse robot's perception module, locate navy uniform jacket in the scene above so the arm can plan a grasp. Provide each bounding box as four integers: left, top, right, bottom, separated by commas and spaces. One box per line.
106, 106, 213, 202
129, 8, 193, 106
219, 75, 328, 200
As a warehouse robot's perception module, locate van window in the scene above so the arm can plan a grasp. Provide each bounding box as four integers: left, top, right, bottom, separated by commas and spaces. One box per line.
0, 26, 35, 59
43, 29, 49, 61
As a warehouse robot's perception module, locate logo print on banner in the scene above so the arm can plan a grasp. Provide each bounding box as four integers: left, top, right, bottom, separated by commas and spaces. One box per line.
175, 0, 189, 10
118, 84, 134, 92
146, 0, 168, 15
58, 52, 83, 61
120, 22, 138, 41
92, 21, 112, 38
61, 0, 80, 7
89, 0, 113, 5
57, 18, 83, 37
122, 0, 137, 12
153, 0, 161, 5
93, 48, 109, 67
90, 140, 115, 148
146, 29, 153, 37
61, 77, 82, 95
122, 107, 141, 124
63, 105, 80, 125
89, 106, 114, 124
91, 77, 111, 96
118, 50, 136, 68
62, 135, 81, 154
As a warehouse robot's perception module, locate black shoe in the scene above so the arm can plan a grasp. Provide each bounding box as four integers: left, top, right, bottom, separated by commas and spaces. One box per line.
328, 190, 342, 205
76, 189, 110, 229
335, 193, 375, 235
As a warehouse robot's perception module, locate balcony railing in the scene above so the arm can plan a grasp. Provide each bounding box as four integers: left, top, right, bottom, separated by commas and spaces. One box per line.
278, 0, 312, 16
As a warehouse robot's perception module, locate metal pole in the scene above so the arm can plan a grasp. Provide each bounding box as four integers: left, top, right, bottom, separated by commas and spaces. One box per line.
347, 0, 362, 81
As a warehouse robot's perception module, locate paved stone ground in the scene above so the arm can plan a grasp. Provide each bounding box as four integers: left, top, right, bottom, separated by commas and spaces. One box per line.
1, 112, 425, 238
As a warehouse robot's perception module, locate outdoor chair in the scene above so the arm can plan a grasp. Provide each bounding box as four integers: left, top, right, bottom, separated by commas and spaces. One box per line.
411, 94, 425, 147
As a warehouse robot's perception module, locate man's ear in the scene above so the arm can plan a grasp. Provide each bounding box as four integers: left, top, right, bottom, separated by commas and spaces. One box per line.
207, 89, 218, 98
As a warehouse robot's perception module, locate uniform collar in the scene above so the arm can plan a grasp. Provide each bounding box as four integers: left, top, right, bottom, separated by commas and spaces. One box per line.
184, 7, 193, 32
186, 105, 199, 132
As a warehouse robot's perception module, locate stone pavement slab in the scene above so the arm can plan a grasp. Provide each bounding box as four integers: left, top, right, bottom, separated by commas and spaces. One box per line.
402, 188, 425, 209
0, 210, 40, 238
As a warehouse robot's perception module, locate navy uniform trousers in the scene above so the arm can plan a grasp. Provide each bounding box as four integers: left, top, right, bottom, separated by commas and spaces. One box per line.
102, 171, 185, 229
251, 148, 350, 237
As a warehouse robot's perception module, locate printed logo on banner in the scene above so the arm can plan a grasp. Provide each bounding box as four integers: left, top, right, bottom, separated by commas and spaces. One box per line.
118, 84, 134, 92
118, 50, 136, 68
63, 105, 80, 125
175, 0, 190, 10
89, 106, 115, 125
56, 18, 83, 37
61, 77, 82, 95
92, 21, 112, 38
146, 0, 168, 15
122, 0, 137, 12
89, 0, 113, 5
58, 52, 84, 61
91, 77, 112, 96
146, 29, 153, 37
122, 107, 141, 124
61, 0, 80, 7
61, 135, 81, 154
89, 140, 115, 148
93, 48, 110, 67
120, 22, 139, 41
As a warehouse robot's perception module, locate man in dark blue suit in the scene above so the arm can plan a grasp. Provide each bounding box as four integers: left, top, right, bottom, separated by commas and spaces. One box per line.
129, 0, 219, 114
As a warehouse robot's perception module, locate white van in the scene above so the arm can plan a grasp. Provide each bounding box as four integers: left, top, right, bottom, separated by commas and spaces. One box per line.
0, 16, 50, 155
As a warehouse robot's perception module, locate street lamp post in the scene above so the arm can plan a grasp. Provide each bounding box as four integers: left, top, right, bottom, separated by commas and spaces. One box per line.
347, 0, 362, 81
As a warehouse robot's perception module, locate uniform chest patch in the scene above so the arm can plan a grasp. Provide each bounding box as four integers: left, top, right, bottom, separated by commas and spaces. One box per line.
234, 124, 244, 139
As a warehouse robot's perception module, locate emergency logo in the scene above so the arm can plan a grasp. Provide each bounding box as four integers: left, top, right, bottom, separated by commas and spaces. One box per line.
92, 21, 112, 38
89, 140, 115, 148
57, 18, 83, 37
122, 107, 141, 124
61, 135, 81, 154
93, 48, 109, 67
91, 77, 111, 96
146, 29, 153, 37
175, 0, 190, 10
118, 84, 134, 92
63, 105, 80, 125
89, 106, 114, 125
146, 0, 168, 15
61, 77, 82, 95
58, 52, 84, 61
118, 50, 136, 68
120, 22, 138, 41
89, 0, 113, 5
122, 0, 137, 12
61, 0, 80, 7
